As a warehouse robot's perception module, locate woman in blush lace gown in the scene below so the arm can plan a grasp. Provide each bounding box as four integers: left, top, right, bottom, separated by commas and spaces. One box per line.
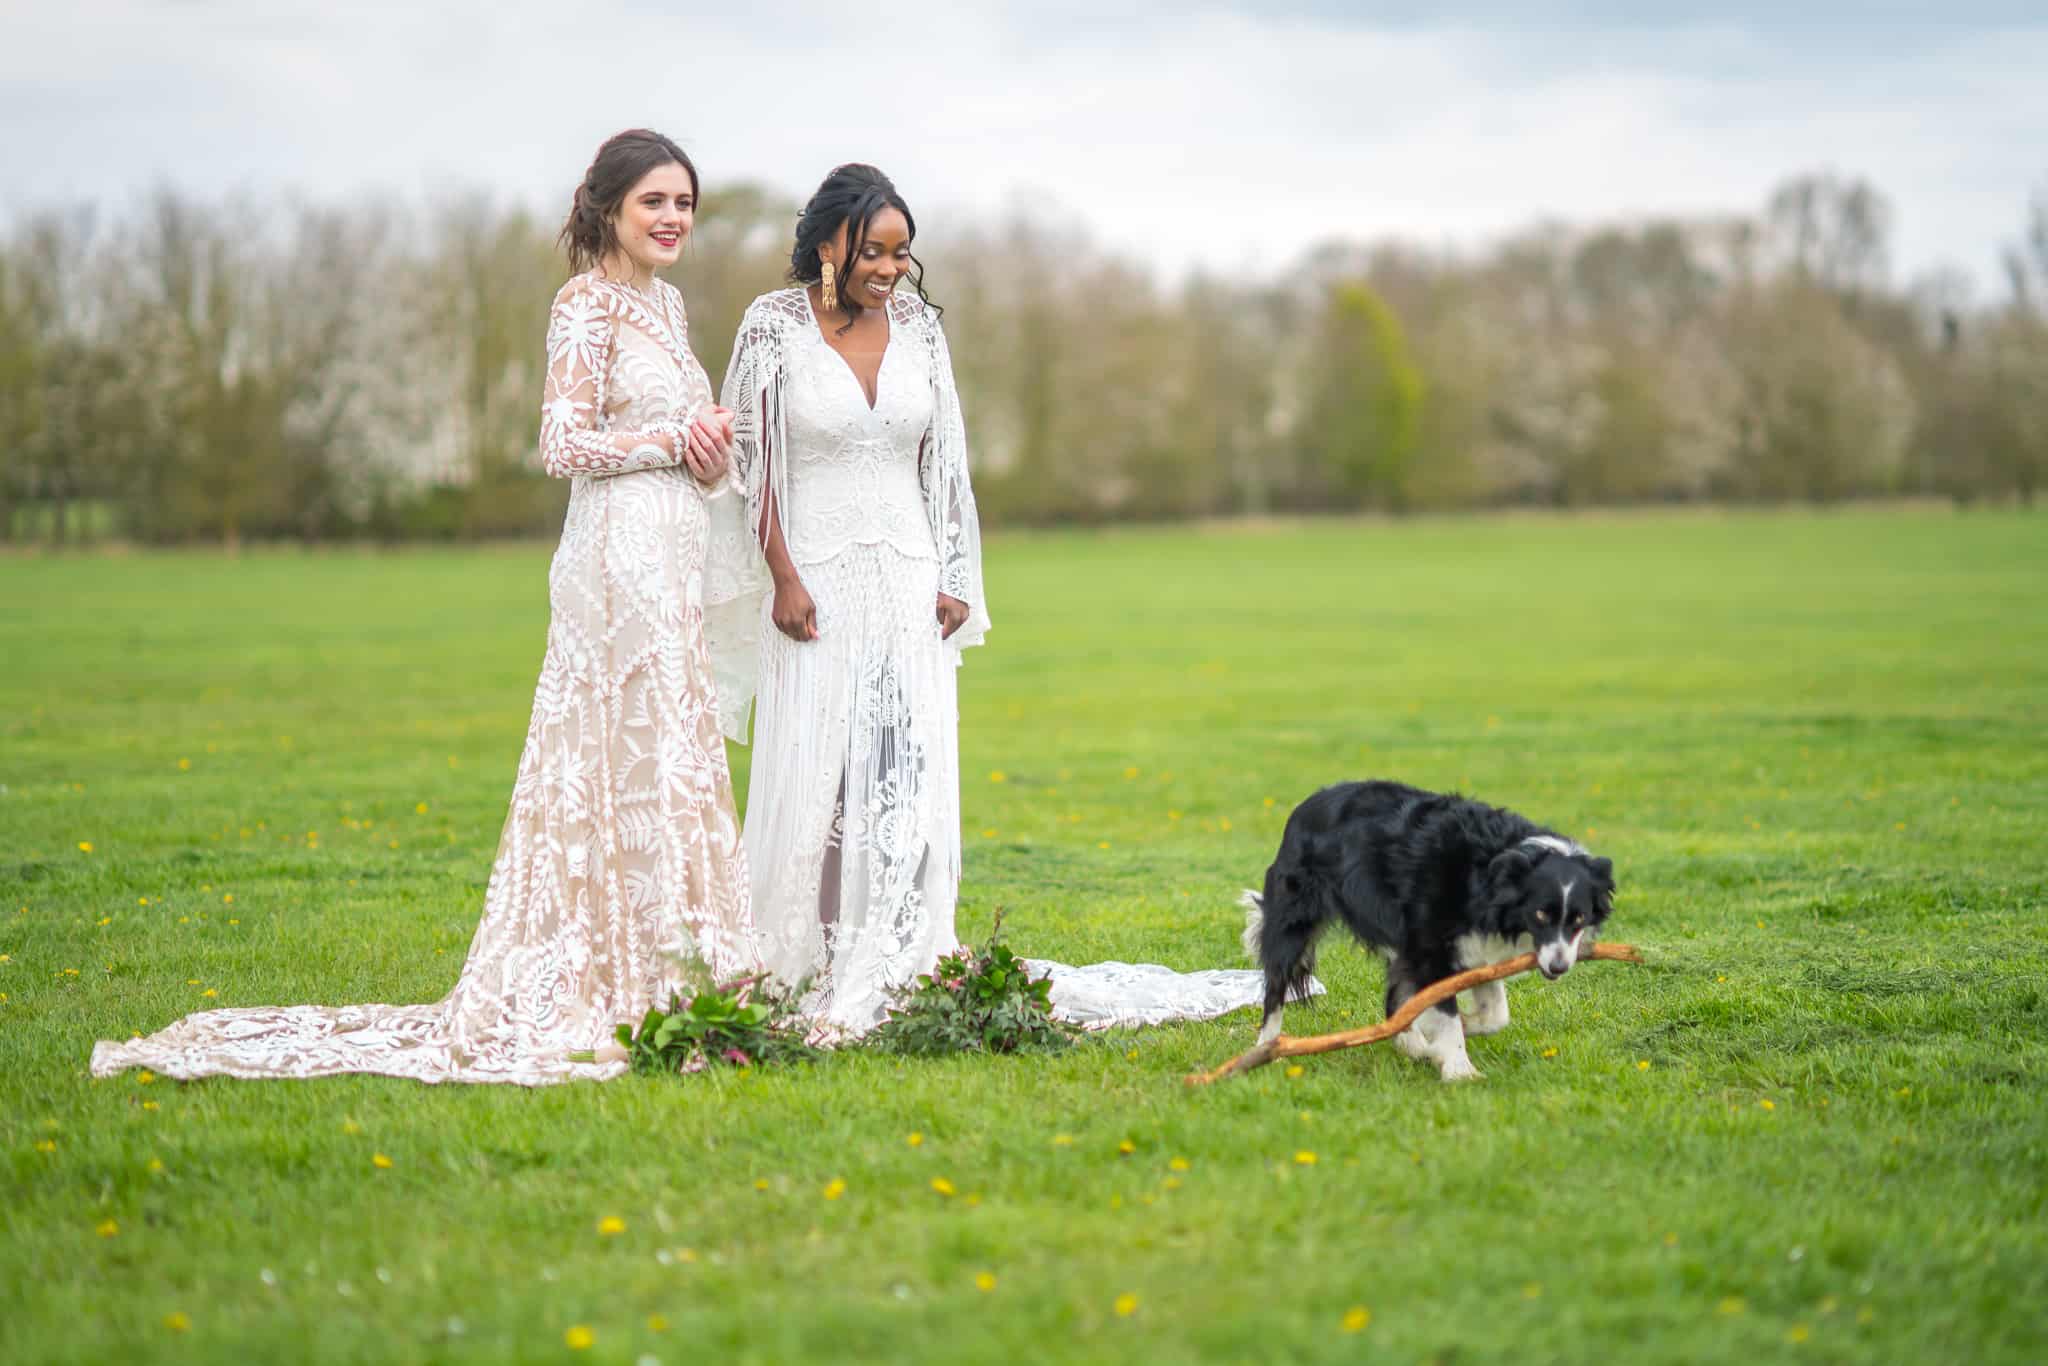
706, 165, 1296, 1037
91, 129, 759, 1085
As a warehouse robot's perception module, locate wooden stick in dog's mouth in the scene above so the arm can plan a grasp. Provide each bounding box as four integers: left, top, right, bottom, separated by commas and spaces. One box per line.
1184, 942, 1645, 1086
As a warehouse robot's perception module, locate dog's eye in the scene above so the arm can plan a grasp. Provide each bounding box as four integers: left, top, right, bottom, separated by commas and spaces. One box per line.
1534, 911, 1549, 925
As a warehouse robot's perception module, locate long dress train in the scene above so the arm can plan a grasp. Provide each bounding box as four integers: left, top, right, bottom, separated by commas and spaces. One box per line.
90, 274, 757, 1084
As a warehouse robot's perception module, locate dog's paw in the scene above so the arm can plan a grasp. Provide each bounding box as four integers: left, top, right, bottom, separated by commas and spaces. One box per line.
1394, 1028, 1434, 1061
1438, 1057, 1484, 1083
1460, 1010, 1508, 1037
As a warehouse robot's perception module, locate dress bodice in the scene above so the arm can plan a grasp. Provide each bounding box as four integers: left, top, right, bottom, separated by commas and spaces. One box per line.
781, 306, 937, 568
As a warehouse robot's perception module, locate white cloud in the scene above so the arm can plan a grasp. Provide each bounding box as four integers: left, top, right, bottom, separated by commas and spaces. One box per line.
2, 1, 2043, 288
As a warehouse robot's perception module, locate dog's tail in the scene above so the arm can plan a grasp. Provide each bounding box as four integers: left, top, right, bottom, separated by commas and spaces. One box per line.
1239, 888, 1265, 962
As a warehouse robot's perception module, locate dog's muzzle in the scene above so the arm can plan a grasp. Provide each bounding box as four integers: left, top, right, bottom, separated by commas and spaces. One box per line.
1536, 931, 1585, 981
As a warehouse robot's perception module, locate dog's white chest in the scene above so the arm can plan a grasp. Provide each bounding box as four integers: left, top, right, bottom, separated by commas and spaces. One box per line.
1454, 931, 1530, 969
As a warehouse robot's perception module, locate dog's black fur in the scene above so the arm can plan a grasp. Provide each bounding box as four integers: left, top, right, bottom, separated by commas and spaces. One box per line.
1244, 781, 1615, 1075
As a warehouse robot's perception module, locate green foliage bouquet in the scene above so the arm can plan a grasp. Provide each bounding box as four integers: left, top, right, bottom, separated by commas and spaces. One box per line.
865, 917, 1078, 1057
574, 969, 820, 1075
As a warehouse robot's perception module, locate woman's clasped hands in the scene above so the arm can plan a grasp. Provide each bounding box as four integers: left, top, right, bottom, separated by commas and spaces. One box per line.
677, 405, 735, 484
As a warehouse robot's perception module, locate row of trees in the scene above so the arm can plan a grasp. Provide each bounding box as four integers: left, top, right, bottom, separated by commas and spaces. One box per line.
2, 173, 2042, 545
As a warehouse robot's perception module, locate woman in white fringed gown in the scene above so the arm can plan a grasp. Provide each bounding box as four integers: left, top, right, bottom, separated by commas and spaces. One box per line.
707, 165, 1295, 1037
91, 129, 759, 1084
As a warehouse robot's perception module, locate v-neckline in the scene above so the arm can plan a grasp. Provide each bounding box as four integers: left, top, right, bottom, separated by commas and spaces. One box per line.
803, 288, 890, 413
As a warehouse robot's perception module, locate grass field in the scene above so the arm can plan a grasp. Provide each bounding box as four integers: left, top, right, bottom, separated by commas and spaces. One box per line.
3, 508, 2045, 1365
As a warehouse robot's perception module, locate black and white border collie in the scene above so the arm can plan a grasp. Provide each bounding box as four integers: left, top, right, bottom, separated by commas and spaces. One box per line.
1242, 781, 1615, 1081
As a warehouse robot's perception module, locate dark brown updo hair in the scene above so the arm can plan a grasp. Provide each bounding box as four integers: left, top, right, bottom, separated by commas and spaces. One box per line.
790, 163, 939, 329
558, 129, 699, 274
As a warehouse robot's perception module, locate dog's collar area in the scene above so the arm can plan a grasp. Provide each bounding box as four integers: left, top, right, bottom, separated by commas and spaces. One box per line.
1519, 834, 1588, 859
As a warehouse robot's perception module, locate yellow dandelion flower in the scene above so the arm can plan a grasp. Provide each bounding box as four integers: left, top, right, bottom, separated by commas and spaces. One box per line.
597, 1216, 626, 1236
138, 897, 150, 906
1637, 1060, 1651, 1071
906, 1132, 923, 1147
97, 916, 111, 926
676, 1247, 698, 1262
35, 1140, 55, 1153
1263, 797, 1276, 808
1114, 1292, 1139, 1317
1285, 1065, 1305, 1078
137, 1071, 155, 1086
1219, 818, 1232, 832
164, 1312, 190, 1333
1663, 1232, 1679, 1247
1342, 1306, 1370, 1333
1117, 1140, 1136, 1156
97, 1220, 119, 1238
1097, 841, 1111, 850
1123, 767, 1139, 779
0, 953, 9, 962
988, 770, 1007, 783
647, 1314, 668, 1332
930, 1177, 956, 1197
147, 1158, 165, 1175
372, 1153, 393, 1169
141, 1100, 159, 1112
1168, 1157, 1190, 1171
1787, 1324, 1811, 1344
1294, 1150, 1317, 1166
1718, 1297, 1746, 1316
1759, 1099, 1777, 1111
822, 1178, 846, 1201
1125, 1048, 1139, 1061
222, 894, 233, 904
754, 1178, 770, 1191
415, 802, 429, 814
1540, 1047, 1560, 1059
563, 1325, 594, 1350
1052, 1133, 1074, 1147
1522, 1283, 1542, 1299
78, 842, 93, 853
975, 1272, 997, 1292
201, 989, 217, 999
178, 758, 191, 770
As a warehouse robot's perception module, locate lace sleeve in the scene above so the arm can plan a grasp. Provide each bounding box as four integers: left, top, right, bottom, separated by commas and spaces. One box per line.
537, 277, 698, 479
702, 294, 790, 742
918, 309, 990, 652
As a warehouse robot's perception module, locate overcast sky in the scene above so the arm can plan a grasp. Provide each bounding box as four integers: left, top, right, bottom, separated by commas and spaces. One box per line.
5, 1, 2044, 293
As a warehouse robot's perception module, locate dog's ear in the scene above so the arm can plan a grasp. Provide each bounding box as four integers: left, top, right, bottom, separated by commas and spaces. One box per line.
1587, 855, 1616, 917
1486, 848, 1533, 889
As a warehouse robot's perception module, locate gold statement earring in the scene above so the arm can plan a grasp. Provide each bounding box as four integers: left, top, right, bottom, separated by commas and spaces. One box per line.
820, 260, 837, 312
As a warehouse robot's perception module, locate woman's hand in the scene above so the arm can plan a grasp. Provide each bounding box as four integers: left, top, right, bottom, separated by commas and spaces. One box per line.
936, 593, 969, 640
679, 406, 735, 484
773, 577, 819, 642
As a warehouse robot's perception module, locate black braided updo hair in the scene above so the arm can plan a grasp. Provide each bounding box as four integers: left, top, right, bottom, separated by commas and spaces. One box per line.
558, 129, 699, 275
789, 164, 939, 328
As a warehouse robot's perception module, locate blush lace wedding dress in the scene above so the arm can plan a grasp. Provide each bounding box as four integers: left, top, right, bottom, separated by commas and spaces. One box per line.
90, 273, 758, 1084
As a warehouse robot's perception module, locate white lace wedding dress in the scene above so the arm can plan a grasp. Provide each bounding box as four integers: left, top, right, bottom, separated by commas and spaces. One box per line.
707, 288, 1301, 1035
90, 273, 758, 1084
